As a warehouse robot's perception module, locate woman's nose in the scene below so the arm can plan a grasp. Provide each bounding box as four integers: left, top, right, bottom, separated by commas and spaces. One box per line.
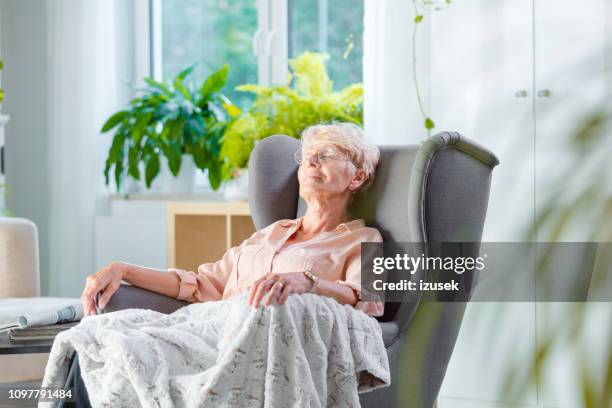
307, 155, 321, 168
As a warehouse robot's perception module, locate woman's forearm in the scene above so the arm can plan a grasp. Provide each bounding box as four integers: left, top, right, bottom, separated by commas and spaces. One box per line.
121, 262, 181, 299
315, 279, 358, 307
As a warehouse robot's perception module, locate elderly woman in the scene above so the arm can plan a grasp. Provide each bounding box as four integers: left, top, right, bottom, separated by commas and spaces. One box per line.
53, 122, 387, 407
81, 122, 384, 318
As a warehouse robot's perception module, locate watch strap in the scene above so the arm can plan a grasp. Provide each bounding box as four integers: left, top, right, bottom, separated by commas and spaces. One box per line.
303, 270, 319, 293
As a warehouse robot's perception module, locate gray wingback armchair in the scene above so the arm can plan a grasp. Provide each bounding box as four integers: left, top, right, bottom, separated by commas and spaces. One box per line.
103, 131, 499, 408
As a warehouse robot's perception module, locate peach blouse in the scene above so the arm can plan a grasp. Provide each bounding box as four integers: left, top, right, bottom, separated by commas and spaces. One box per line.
168, 216, 384, 316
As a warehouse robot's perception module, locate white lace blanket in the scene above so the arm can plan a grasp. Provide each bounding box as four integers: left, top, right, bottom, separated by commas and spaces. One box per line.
39, 293, 390, 407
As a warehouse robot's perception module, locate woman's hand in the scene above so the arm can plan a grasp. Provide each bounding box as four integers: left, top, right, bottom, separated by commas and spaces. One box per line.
81, 261, 127, 316
247, 272, 314, 308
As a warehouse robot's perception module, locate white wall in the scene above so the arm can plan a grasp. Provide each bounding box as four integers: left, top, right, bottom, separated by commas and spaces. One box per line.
0, 0, 140, 297
0, 0, 51, 293
363, 0, 433, 145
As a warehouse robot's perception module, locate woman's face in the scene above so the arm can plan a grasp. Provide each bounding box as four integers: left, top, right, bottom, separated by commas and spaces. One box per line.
297, 143, 366, 199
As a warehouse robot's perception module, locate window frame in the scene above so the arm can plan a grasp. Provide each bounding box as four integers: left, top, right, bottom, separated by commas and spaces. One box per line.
144, 0, 289, 86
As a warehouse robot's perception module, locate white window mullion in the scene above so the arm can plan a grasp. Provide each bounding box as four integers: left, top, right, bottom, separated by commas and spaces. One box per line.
145, 0, 287, 89
255, 0, 288, 86
269, 0, 289, 85
149, 0, 162, 81
318, 0, 328, 53
132, 0, 153, 86
255, 0, 271, 85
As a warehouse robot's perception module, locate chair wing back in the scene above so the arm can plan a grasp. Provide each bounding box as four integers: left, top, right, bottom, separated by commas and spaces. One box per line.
248, 131, 499, 327
249, 131, 499, 408
248, 131, 498, 241
248, 134, 423, 242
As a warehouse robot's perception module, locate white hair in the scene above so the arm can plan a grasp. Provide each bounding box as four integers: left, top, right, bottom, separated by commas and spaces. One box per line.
300, 121, 380, 194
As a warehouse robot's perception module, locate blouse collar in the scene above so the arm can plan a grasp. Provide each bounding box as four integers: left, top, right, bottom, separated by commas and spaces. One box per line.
279, 216, 365, 232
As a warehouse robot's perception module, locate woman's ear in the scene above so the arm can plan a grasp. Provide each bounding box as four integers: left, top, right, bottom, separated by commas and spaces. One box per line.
348, 169, 367, 192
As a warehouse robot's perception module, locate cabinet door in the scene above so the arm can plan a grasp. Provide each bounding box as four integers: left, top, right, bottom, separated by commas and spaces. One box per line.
431, 1, 538, 406
430, 0, 535, 242
534, 1, 610, 407
534, 0, 609, 241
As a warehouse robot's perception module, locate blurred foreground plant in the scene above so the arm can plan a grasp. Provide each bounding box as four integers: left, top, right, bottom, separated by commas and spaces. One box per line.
502, 104, 612, 407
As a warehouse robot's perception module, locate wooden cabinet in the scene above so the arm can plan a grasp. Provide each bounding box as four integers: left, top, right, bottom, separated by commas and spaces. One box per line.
166, 201, 255, 273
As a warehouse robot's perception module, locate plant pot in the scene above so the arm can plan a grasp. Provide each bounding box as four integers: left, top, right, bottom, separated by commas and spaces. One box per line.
150, 154, 196, 195
223, 168, 249, 201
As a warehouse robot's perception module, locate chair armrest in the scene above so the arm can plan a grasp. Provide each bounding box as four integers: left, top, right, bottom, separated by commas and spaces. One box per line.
102, 283, 190, 314
379, 321, 400, 347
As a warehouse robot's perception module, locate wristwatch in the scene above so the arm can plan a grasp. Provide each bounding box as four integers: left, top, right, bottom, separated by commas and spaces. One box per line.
303, 270, 320, 293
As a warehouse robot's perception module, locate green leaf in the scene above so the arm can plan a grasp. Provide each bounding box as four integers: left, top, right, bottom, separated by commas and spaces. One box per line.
207, 158, 222, 190
223, 101, 242, 118
128, 145, 140, 180
186, 116, 206, 142
200, 64, 229, 100
114, 161, 124, 192
143, 139, 155, 156
103, 159, 111, 185
108, 133, 126, 164
166, 141, 182, 176
132, 112, 152, 144
101, 111, 128, 133
145, 154, 160, 188
144, 77, 171, 96
168, 119, 185, 142
424, 117, 435, 129
415, 15, 424, 23
176, 64, 196, 81
191, 142, 209, 169
174, 77, 192, 101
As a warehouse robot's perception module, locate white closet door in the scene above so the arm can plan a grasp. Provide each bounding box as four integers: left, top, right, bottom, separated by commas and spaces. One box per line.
431, 1, 537, 406
430, 0, 535, 243
534, 2, 610, 408
534, 0, 609, 241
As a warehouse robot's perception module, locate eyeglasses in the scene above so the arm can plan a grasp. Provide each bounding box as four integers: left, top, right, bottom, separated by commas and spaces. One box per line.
293, 145, 353, 166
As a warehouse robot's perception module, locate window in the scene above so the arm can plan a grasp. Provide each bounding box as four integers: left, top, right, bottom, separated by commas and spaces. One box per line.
153, 0, 363, 102
158, 0, 258, 109
144, 0, 364, 192
288, 0, 363, 89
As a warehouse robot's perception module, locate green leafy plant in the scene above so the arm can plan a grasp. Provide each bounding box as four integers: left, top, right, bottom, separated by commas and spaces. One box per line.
101, 64, 237, 191
220, 52, 364, 171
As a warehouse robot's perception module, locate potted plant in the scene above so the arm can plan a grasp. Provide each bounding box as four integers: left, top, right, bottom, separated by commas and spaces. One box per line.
219, 52, 364, 199
101, 64, 238, 194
